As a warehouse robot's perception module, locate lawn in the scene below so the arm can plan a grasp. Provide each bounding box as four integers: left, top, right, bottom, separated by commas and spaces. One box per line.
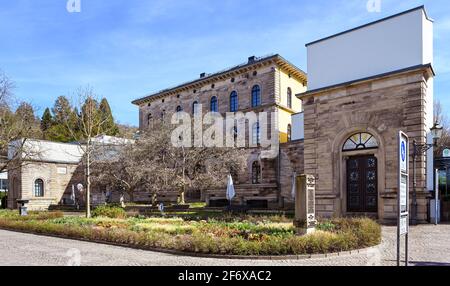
0, 208, 381, 256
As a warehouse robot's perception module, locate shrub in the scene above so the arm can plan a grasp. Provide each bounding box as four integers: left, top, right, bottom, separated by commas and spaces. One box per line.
0, 209, 382, 256
92, 205, 126, 219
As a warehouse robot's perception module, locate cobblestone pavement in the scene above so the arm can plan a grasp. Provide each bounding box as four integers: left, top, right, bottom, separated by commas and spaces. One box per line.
1, 225, 449, 266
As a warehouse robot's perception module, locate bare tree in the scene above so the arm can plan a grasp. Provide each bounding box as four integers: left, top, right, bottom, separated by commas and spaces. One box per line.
0, 71, 14, 105
434, 100, 450, 156
91, 120, 246, 206
0, 71, 40, 174
64, 87, 117, 217
91, 140, 155, 204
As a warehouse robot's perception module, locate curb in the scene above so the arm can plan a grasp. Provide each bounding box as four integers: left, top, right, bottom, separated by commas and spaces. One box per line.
0, 226, 380, 261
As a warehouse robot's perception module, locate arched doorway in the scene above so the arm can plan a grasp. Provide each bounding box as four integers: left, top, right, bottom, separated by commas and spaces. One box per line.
342, 133, 379, 213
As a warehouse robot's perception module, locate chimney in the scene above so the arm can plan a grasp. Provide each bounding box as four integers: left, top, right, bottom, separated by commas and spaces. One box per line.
200, 72, 206, 78
248, 56, 256, 63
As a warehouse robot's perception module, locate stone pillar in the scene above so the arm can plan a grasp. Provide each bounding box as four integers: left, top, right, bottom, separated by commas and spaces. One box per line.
294, 174, 317, 235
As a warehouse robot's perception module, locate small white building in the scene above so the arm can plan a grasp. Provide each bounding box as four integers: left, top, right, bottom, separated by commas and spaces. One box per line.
7, 136, 132, 210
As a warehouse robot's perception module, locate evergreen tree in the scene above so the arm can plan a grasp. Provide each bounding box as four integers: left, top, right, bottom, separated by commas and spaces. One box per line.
81, 96, 101, 136
52, 96, 72, 125
15, 102, 35, 123
99, 98, 119, 135
14, 102, 41, 139
41, 108, 53, 133
45, 96, 79, 142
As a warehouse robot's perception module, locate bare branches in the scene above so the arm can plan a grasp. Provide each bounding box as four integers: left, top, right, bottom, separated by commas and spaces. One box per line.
434, 100, 450, 156
0, 71, 40, 173
93, 121, 247, 205
63, 86, 120, 217
0, 71, 14, 106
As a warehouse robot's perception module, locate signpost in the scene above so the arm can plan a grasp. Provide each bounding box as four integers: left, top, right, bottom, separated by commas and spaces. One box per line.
435, 169, 440, 225
294, 175, 316, 236
397, 131, 409, 266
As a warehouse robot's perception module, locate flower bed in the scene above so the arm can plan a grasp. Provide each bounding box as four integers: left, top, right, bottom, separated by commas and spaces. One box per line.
0, 210, 381, 256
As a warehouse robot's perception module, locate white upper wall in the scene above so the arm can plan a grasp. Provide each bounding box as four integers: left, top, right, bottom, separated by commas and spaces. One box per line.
306, 6, 434, 91
8, 139, 84, 164
7, 136, 133, 164
291, 113, 304, 141
0, 172, 7, 180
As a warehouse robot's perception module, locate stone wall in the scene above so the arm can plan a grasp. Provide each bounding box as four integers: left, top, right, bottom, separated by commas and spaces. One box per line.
135, 59, 306, 207
279, 140, 305, 208
139, 65, 277, 129
8, 161, 84, 211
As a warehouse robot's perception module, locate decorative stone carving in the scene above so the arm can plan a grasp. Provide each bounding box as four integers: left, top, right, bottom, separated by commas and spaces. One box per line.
294, 174, 316, 235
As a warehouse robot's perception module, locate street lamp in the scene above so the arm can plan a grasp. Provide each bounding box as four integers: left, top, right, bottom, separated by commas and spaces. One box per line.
411, 122, 444, 225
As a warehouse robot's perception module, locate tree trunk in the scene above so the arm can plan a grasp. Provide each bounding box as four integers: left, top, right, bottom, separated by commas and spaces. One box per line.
128, 190, 134, 203
180, 186, 186, 205
86, 144, 91, 218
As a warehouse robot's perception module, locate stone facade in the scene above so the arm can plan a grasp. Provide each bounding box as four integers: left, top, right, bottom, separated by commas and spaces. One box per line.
133, 55, 307, 207
6, 137, 132, 211
279, 140, 305, 207
299, 66, 434, 223
8, 162, 84, 211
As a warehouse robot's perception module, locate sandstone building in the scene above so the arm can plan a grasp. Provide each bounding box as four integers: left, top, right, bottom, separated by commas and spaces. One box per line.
132, 6, 435, 223
7, 6, 437, 224
132, 54, 308, 208
299, 6, 435, 223
7, 136, 131, 211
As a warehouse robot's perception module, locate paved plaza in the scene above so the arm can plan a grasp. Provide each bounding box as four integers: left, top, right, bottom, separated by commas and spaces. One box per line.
1, 224, 449, 266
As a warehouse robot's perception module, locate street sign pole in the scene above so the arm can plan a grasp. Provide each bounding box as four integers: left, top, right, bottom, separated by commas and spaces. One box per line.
397, 131, 409, 267
435, 169, 439, 225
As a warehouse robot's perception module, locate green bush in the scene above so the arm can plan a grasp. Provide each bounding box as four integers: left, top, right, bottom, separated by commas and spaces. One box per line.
92, 205, 126, 219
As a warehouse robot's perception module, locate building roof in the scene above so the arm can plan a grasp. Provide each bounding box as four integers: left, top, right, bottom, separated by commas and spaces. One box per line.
7, 136, 133, 164
8, 139, 84, 164
305, 5, 433, 47
297, 63, 435, 98
132, 54, 307, 106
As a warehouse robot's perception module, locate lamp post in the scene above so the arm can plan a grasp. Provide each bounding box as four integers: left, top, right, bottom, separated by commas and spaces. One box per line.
411, 122, 443, 225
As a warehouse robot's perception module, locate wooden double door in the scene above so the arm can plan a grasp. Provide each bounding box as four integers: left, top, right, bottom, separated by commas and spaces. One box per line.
347, 155, 378, 213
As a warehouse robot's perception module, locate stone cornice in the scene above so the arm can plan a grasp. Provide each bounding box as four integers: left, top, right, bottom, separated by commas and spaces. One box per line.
296, 64, 435, 100
132, 54, 307, 106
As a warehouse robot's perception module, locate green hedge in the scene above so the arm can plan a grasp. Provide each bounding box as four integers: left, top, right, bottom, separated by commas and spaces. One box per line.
92, 205, 126, 219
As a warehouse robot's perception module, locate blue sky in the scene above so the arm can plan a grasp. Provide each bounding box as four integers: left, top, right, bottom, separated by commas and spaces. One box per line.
0, 0, 449, 126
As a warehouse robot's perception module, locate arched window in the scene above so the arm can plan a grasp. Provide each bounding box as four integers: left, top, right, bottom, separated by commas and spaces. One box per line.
251, 85, 261, 108
252, 122, 261, 145
176, 106, 183, 113
287, 124, 292, 142
210, 96, 218, 112
34, 179, 44, 197
343, 133, 379, 151
161, 110, 166, 121
231, 126, 238, 141
192, 101, 200, 114
252, 161, 261, 184
230, 91, 238, 112
287, 87, 292, 109
147, 113, 152, 126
